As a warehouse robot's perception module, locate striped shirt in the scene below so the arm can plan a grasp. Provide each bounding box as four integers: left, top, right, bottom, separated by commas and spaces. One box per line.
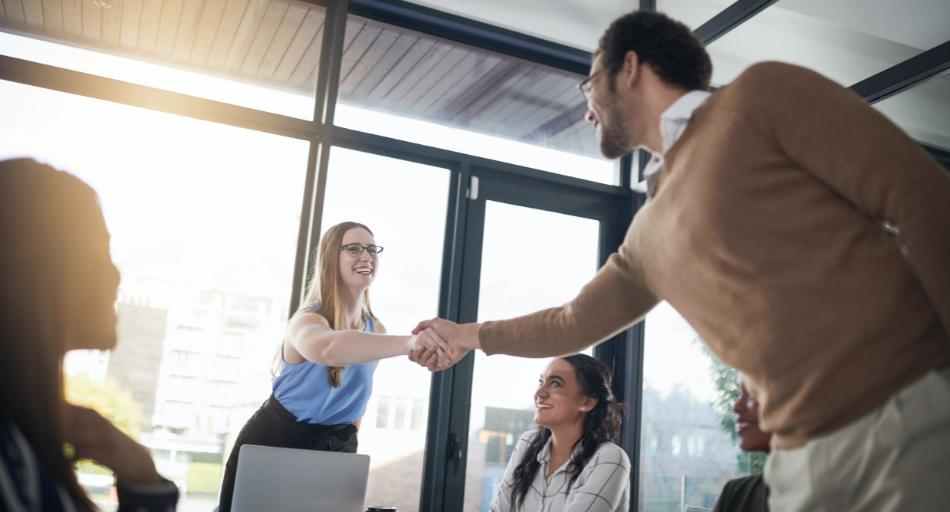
490, 431, 630, 512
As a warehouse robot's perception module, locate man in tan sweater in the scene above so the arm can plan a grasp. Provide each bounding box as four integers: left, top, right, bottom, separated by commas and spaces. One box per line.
411, 11, 950, 512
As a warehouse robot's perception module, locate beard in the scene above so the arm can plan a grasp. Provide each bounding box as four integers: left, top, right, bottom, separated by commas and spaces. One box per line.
596, 94, 633, 160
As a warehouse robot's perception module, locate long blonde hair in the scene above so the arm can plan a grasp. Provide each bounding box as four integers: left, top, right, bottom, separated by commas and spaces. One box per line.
299, 221, 376, 387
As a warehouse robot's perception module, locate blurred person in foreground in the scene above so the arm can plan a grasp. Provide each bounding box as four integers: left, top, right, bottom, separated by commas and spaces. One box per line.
714, 374, 773, 512
490, 354, 629, 512
411, 10, 950, 512
0, 158, 178, 511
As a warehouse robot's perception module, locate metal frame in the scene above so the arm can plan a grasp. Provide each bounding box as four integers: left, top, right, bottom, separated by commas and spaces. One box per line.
693, 0, 780, 45
1, 0, 948, 510
289, 0, 350, 316
850, 40, 950, 105
347, 0, 592, 75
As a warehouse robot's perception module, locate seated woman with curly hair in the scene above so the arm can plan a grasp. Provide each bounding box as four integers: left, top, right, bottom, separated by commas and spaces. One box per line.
490, 354, 630, 512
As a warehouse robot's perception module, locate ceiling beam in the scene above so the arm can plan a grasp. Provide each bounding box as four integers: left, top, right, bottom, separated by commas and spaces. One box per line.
348, 0, 591, 75
849, 40, 950, 105
693, 0, 779, 45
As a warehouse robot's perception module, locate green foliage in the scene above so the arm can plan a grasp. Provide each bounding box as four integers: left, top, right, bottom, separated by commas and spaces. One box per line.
694, 338, 767, 475
65, 372, 146, 480
65, 372, 145, 439
186, 462, 223, 494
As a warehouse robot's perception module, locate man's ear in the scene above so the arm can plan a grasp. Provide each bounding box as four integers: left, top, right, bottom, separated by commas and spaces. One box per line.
622, 50, 641, 90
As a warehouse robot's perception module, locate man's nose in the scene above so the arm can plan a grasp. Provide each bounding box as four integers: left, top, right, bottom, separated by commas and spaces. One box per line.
585, 108, 596, 125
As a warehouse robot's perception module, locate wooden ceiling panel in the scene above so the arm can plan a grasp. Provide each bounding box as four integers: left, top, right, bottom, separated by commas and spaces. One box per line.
188, 0, 227, 64
285, 14, 323, 88
136, 0, 162, 52
2, 0, 25, 24
394, 46, 469, 110
362, 37, 433, 103
256, 2, 307, 78
171, 0, 204, 61
101, 0, 124, 45
339, 26, 399, 95
272, 6, 322, 84
421, 53, 502, 115
82, 0, 102, 40
41, 0, 64, 34
120, 0, 143, 49
503, 81, 579, 138
222, 0, 268, 72
410, 49, 482, 112
0, 6, 597, 157
239, 0, 288, 75
20, 0, 41, 27
379, 41, 450, 105
203, 0, 247, 68
346, 31, 415, 99
154, 0, 184, 56
339, 19, 381, 82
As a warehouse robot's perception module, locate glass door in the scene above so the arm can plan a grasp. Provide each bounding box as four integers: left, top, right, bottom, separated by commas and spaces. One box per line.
436, 168, 633, 512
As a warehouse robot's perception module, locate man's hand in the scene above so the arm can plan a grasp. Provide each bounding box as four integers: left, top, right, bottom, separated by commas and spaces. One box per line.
406, 327, 453, 368
64, 404, 162, 486
408, 318, 480, 371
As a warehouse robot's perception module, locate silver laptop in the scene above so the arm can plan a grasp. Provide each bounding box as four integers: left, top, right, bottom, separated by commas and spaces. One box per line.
232, 445, 371, 512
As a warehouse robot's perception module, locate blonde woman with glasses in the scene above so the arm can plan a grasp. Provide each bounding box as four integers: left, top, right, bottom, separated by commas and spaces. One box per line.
218, 221, 451, 512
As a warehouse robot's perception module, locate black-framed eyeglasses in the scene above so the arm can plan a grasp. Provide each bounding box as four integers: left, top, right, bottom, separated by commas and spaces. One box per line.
339, 243, 384, 258
578, 68, 606, 99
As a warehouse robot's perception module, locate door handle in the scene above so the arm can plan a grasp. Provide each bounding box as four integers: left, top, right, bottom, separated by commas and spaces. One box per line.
448, 433, 462, 476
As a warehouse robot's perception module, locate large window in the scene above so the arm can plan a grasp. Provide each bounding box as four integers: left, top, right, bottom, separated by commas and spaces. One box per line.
465, 202, 600, 512
333, 15, 616, 185
0, 79, 309, 508
320, 147, 450, 512
2, 0, 947, 510
638, 303, 745, 512
0, 0, 326, 119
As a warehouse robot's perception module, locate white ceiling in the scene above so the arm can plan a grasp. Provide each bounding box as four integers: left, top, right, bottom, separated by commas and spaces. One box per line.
408, 0, 950, 54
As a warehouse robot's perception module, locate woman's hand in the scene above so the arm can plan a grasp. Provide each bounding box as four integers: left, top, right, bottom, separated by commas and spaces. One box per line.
407, 327, 453, 368
63, 404, 162, 486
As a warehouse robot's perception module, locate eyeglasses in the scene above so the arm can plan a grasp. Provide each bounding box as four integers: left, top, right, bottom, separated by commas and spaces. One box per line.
339, 243, 384, 258
578, 68, 606, 100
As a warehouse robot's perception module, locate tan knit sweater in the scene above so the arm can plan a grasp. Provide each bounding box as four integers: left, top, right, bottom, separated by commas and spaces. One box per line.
480, 62, 950, 449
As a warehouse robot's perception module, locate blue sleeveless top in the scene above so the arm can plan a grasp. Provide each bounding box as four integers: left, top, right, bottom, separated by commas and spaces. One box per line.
272, 302, 376, 425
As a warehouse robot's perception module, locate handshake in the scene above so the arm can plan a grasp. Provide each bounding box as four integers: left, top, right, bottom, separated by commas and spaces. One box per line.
406, 318, 481, 372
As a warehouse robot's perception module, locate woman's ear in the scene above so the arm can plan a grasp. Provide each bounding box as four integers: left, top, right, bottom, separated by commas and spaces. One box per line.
580, 397, 598, 412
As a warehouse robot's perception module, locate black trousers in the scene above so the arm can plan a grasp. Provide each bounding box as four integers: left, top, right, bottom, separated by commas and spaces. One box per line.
217, 394, 359, 512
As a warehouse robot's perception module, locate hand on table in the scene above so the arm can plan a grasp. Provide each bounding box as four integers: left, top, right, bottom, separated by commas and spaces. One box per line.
63, 404, 162, 486
408, 318, 479, 371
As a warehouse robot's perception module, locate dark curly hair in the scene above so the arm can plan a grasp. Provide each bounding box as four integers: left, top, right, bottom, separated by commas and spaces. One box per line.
510, 354, 624, 510
595, 11, 712, 92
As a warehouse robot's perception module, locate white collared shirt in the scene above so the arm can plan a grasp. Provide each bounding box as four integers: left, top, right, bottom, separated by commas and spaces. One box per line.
635, 89, 712, 192
490, 430, 630, 512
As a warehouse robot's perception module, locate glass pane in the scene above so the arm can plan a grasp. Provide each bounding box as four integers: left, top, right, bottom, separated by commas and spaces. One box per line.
0, 79, 308, 509
639, 302, 748, 512
874, 73, 950, 152
0, 0, 326, 120
465, 201, 600, 512
706, 0, 935, 87
321, 147, 451, 512
334, 15, 616, 185
656, 0, 734, 31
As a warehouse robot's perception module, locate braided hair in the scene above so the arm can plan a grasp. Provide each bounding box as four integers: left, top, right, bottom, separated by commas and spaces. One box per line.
510, 354, 624, 510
